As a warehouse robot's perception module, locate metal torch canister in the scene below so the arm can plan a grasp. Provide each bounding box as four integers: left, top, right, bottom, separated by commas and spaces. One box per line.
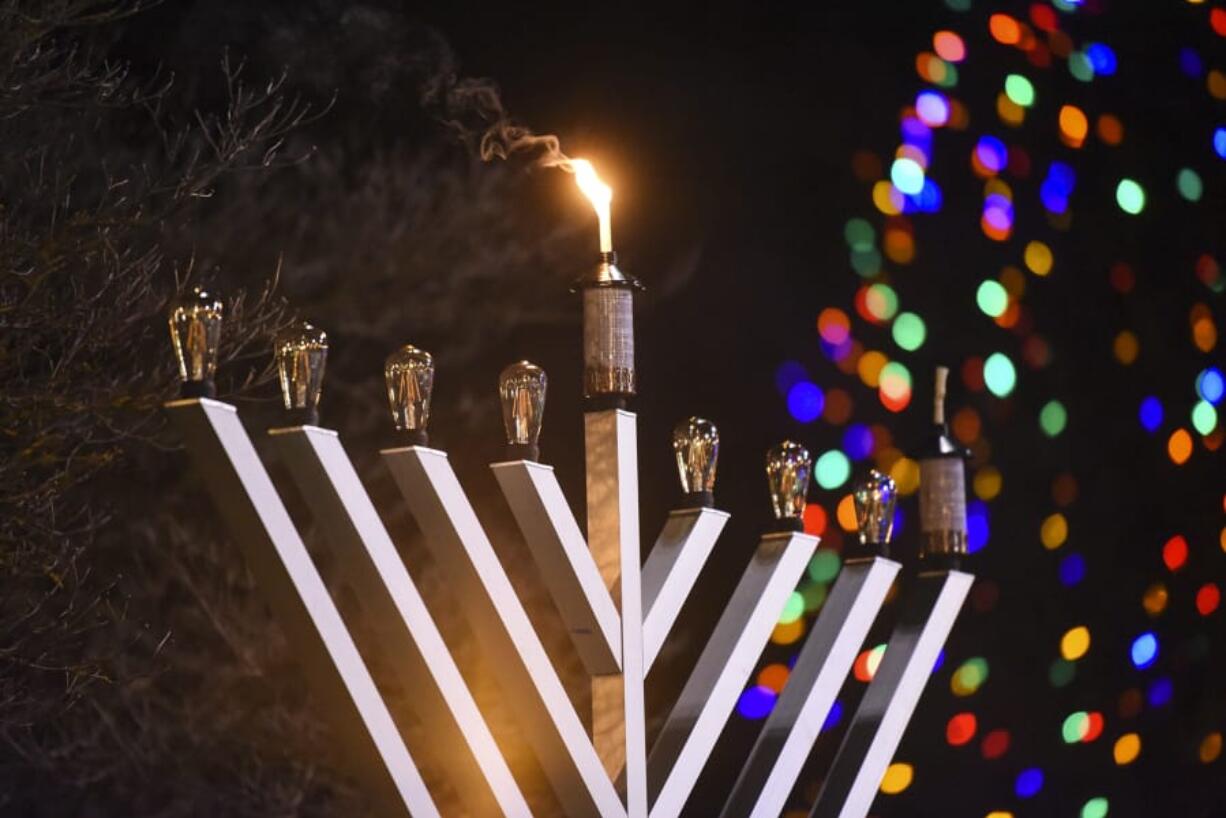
576, 251, 641, 409
918, 366, 969, 565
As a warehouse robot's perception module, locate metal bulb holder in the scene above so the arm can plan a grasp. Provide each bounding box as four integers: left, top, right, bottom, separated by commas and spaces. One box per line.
168, 286, 223, 398
274, 320, 328, 427
499, 360, 546, 462
672, 416, 719, 508
575, 252, 641, 410
853, 469, 897, 558
385, 345, 434, 446
765, 440, 811, 531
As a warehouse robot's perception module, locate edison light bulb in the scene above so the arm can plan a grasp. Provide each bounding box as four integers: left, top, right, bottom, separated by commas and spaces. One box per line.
672, 416, 719, 507
499, 360, 546, 461
766, 441, 811, 528
385, 345, 434, 444
168, 287, 223, 397
853, 469, 897, 555
274, 320, 328, 425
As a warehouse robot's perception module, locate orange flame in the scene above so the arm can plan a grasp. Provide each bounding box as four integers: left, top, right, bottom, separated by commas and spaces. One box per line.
570, 158, 612, 253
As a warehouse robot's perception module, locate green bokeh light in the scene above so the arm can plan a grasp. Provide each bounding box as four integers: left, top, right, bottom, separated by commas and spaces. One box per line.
1049, 658, 1076, 688
1116, 179, 1146, 215
808, 549, 842, 583
1068, 51, 1095, 82
976, 280, 1008, 317
851, 247, 882, 277
1081, 797, 1110, 818
1004, 74, 1035, 107
1176, 168, 1203, 202
954, 657, 989, 694
1192, 400, 1217, 436
1040, 400, 1068, 437
778, 591, 805, 625
815, 450, 851, 490
1062, 710, 1090, 744
983, 352, 1017, 397
892, 311, 927, 351
844, 218, 876, 251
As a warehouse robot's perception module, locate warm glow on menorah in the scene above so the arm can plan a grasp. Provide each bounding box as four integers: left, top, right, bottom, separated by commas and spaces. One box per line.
163, 161, 971, 818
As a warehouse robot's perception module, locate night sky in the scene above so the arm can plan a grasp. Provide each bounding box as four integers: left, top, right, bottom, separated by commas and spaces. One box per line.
113, 1, 1225, 815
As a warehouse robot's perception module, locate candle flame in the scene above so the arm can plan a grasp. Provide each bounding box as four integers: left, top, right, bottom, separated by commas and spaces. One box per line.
570, 158, 613, 252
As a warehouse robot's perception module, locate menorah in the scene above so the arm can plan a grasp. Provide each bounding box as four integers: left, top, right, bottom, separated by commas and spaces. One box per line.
162, 163, 972, 818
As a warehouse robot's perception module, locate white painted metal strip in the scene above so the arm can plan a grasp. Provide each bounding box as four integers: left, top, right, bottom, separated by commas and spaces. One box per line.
166, 399, 438, 818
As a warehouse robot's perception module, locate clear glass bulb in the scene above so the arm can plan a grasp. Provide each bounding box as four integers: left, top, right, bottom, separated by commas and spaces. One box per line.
672, 417, 719, 499
854, 469, 897, 547
385, 345, 434, 435
168, 287, 223, 393
499, 361, 546, 447
765, 440, 811, 522
275, 321, 328, 417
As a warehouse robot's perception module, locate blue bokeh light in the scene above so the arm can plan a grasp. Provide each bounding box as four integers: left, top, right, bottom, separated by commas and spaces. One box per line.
736, 685, 777, 719
775, 361, 807, 396
821, 700, 844, 733
1131, 632, 1159, 669
1215, 127, 1226, 160
1179, 47, 1204, 78
1147, 677, 1173, 707
842, 423, 874, 460
1058, 552, 1086, 586
1015, 768, 1044, 799
975, 136, 1008, 173
1196, 367, 1224, 405
1085, 42, 1117, 75
787, 381, 825, 423
1138, 396, 1163, 432
967, 500, 989, 553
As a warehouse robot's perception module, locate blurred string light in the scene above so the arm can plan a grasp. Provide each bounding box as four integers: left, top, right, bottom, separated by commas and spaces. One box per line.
762, 3, 1226, 809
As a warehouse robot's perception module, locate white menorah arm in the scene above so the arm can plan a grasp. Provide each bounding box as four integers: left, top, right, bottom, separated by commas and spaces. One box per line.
641, 508, 730, 674
383, 445, 627, 818
720, 555, 901, 818
165, 398, 438, 818
808, 569, 974, 818
490, 460, 623, 675
647, 530, 819, 818
267, 426, 532, 817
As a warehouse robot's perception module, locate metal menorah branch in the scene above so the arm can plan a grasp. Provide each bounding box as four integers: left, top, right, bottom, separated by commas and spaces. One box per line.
166, 396, 970, 818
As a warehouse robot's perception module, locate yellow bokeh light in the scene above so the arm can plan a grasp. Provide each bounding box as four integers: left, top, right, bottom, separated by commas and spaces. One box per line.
1142, 582, 1168, 617
1167, 428, 1193, 465
996, 91, 1025, 127
1060, 625, 1091, 661
770, 618, 805, 646
873, 180, 904, 215
858, 350, 888, 387
973, 466, 1003, 501
1208, 69, 1226, 100
1000, 265, 1027, 298
1200, 732, 1222, 764
1113, 330, 1139, 365
1113, 733, 1141, 765
889, 456, 921, 496
1040, 513, 1068, 550
1059, 104, 1089, 147
879, 762, 914, 795
985, 813, 1015, 818
1024, 241, 1053, 276
836, 494, 858, 532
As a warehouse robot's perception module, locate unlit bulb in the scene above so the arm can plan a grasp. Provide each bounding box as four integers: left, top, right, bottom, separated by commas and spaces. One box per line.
672, 417, 719, 506
499, 360, 546, 461
765, 440, 811, 527
275, 320, 327, 424
854, 469, 897, 551
168, 286, 223, 397
385, 345, 434, 443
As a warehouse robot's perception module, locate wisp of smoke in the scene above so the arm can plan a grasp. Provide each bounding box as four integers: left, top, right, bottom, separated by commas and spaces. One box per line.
414, 28, 575, 173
